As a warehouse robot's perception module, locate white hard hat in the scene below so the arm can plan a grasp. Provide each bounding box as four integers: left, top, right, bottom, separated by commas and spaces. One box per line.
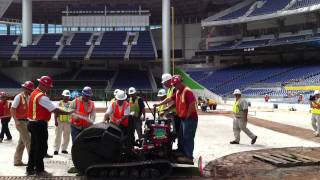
128, 87, 136, 95
161, 73, 172, 84
233, 89, 241, 95
115, 90, 127, 101
157, 89, 166, 97
114, 89, 120, 96
314, 90, 320, 95
62, 90, 71, 97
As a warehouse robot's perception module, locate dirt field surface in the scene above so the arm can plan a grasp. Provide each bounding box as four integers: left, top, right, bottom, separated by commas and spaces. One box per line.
203, 147, 320, 180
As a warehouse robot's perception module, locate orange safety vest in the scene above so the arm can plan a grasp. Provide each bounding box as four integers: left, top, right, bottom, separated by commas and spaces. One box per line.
70, 97, 94, 128
0, 100, 11, 118
27, 88, 51, 121
15, 93, 28, 120
111, 101, 129, 127
176, 87, 196, 119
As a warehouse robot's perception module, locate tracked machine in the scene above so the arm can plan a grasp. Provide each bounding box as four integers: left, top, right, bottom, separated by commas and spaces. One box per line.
71, 110, 196, 179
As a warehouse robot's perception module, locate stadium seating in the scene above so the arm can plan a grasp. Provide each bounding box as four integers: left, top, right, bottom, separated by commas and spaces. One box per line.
76, 69, 114, 80
19, 34, 62, 60
112, 69, 151, 89
91, 31, 127, 59
130, 31, 156, 60
289, 0, 320, 10
0, 35, 18, 60
59, 33, 92, 60
217, 4, 252, 21
53, 69, 114, 89
249, 0, 291, 16
188, 65, 320, 96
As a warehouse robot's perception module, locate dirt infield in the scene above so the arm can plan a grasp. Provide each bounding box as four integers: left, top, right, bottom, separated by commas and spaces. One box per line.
203, 147, 320, 179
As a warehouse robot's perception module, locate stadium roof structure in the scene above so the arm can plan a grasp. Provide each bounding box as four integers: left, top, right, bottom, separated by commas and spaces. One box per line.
3, 0, 240, 24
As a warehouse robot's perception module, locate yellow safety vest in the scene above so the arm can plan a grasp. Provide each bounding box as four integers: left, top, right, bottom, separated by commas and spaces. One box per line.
233, 100, 240, 114
130, 97, 141, 118
166, 87, 176, 113
311, 102, 320, 115
157, 104, 166, 117
59, 100, 71, 122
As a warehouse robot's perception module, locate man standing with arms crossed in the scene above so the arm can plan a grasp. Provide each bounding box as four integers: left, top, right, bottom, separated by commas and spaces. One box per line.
230, 89, 257, 145
11, 81, 35, 166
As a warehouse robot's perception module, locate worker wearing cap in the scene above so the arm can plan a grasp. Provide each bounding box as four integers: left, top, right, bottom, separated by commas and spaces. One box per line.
230, 89, 257, 145
11, 81, 35, 166
128, 87, 145, 140
70, 86, 96, 143
0, 91, 12, 143
53, 90, 72, 155
26, 76, 72, 176
310, 90, 320, 136
104, 90, 133, 146
155, 75, 198, 164
157, 89, 167, 118
161, 73, 182, 152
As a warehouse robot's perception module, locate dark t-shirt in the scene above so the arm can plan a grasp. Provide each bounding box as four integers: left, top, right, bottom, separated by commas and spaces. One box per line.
172, 87, 198, 120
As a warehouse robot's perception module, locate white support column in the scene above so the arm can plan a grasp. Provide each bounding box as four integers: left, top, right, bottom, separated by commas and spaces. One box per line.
162, 0, 171, 74
22, 0, 32, 47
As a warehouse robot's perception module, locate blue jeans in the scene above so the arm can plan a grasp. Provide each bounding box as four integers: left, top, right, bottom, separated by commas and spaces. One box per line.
71, 126, 83, 143
178, 118, 198, 159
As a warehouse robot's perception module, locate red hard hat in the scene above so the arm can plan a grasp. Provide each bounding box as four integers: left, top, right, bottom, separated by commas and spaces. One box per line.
22, 81, 35, 91
37, 76, 53, 88
171, 75, 182, 85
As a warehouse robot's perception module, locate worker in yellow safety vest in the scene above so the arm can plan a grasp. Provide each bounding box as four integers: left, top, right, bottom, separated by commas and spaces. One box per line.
157, 89, 167, 118
310, 90, 320, 136
53, 90, 72, 155
230, 89, 257, 145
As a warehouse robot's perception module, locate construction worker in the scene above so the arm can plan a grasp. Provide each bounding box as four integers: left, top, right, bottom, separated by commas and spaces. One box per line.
70, 86, 96, 143
154, 75, 198, 164
230, 89, 257, 145
128, 87, 145, 140
110, 89, 120, 104
157, 89, 167, 118
11, 81, 35, 166
0, 91, 12, 142
310, 90, 320, 137
104, 90, 134, 147
161, 73, 182, 152
53, 90, 72, 155
26, 76, 72, 176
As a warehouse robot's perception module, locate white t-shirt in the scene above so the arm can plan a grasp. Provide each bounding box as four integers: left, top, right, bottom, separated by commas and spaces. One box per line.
106, 103, 130, 116
39, 96, 57, 112
11, 94, 22, 108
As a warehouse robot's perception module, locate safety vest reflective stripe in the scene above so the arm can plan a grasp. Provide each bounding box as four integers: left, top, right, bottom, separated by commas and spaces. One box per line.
32, 92, 44, 120
167, 87, 176, 113
312, 102, 320, 114
15, 93, 28, 119
176, 87, 195, 118
233, 101, 240, 114
59, 100, 70, 122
